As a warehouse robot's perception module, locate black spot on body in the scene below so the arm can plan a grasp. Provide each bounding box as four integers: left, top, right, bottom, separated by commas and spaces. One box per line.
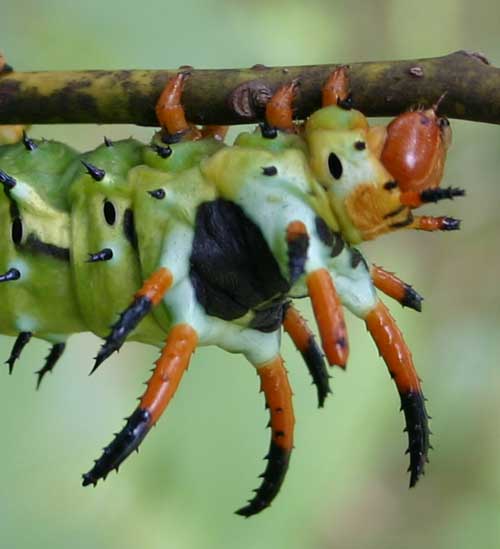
328, 152, 343, 179
384, 180, 398, 190
123, 209, 138, 249
190, 199, 289, 328
315, 217, 334, 247
349, 247, 368, 270
23, 234, 70, 261
103, 200, 117, 225
262, 166, 277, 176
11, 217, 22, 244
314, 217, 344, 257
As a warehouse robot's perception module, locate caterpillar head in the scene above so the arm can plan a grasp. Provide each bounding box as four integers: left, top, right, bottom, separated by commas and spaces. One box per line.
379, 105, 452, 193
304, 102, 454, 243
304, 106, 411, 243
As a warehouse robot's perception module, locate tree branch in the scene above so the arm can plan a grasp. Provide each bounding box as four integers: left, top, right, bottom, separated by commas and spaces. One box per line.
0, 50, 498, 126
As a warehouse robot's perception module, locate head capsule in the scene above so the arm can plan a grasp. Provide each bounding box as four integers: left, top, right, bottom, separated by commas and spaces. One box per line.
304, 105, 412, 243
380, 103, 452, 193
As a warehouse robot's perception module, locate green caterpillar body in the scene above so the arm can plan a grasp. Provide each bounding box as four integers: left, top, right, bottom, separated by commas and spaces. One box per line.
0, 110, 380, 355
0, 100, 429, 517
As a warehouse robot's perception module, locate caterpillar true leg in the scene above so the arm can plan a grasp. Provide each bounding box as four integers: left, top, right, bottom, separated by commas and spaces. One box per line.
235, 354, 294, 518
5, 331, 32, 374
36, 342, 67, 389
83, 323, 197, 486
306, 268, 349, 368
364, 300, 430, 486
92, 267, 173, 372
282, 302, 331, 407
406, 215, 461, 231
370, 265, 424, 312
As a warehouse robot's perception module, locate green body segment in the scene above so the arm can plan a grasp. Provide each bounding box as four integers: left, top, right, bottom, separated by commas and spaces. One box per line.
0, 140, 85, 340
0, 106, 381, 350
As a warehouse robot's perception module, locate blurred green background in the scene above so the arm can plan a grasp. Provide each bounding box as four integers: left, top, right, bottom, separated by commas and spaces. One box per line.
2, 1, 500, 548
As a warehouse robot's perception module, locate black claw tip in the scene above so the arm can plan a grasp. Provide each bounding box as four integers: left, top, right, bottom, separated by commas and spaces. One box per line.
81, 161, 105, 181
401, 286, 424, 312
87, 248, 113, 263
442, 217, 461, 231
104, 136, 113, 147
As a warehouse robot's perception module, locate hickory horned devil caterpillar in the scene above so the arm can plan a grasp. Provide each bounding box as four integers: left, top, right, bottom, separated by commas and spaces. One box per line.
0, 59, 462, 516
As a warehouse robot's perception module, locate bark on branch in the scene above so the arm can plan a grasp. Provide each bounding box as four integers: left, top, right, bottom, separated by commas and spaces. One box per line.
0, 50, 498, 126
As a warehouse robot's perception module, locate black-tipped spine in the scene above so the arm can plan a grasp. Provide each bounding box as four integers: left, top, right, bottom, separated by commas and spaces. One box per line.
36, 342, 66, 389
81, 161, 105, 181
5, 332, 32, 374
87, 248, 113, 263
400, 390, 431, 487
235, 442, 291, 517
420, 187, 465, 203
441, 217, 461, 231
401, 285, 424, 312
0, 268, 20, 282
0, 170, 16, 190
301, 335, 331, 408
82, 408, 151, 486
92, 295, 153, 373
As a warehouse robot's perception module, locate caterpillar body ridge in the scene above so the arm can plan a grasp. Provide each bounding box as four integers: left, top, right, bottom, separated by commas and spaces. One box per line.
0, 66, 461, 516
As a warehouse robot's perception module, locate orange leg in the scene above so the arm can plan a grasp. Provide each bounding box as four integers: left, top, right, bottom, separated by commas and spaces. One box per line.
282, 303, 331, 407
400, 187, 465, 209
408, 215, 460, 231
307, 269, 349, 368
236, 355, 294, 517
322, 66, 352, 109
92, 267, 173, 373
265, 80, 298, 133
370, 265, 423, 312
83, 324, 198, 486
365, 301, 430, 486
155, 73, 201, 141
